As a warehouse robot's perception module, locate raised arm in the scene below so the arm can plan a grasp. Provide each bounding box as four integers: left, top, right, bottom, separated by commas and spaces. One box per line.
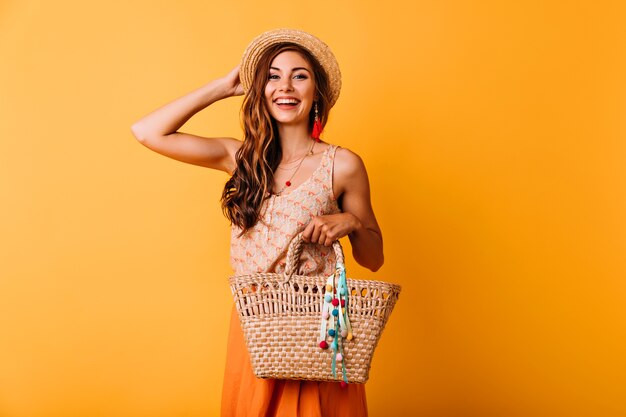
130, 66, 244, 173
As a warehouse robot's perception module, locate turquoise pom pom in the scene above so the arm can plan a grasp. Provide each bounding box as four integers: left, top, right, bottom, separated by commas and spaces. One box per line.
332, 309, 339, 317
328, 329, 336, 337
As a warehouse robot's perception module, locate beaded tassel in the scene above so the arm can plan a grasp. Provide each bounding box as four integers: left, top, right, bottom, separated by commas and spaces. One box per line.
319, 262, 353, 385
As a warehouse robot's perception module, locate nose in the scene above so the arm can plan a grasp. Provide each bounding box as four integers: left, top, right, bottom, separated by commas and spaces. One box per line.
278, 76, 293, 92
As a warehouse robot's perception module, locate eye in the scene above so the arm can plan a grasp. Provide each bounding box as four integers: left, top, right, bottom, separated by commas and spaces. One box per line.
268, 74, 279, 80
294, 74, 308, 80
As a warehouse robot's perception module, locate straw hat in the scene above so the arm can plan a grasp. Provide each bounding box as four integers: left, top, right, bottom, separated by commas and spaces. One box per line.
239, 28, 342, 108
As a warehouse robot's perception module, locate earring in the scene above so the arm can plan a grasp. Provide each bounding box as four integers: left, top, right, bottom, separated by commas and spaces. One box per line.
312, 102, 322, 142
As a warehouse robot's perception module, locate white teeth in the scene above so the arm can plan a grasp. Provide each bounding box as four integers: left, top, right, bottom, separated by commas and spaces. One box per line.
275, 98, 299, 104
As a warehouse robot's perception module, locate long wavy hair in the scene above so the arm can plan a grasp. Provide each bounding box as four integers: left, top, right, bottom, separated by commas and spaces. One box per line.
221, 43, 333, 236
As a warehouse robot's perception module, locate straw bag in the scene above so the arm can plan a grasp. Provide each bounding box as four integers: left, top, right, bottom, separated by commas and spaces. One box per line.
228, 232, 401, 384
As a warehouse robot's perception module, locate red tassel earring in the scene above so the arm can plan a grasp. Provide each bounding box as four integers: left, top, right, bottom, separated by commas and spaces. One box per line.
311, 102, 322, 142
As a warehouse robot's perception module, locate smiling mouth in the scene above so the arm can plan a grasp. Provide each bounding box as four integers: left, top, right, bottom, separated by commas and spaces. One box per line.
274, 100, 300, 110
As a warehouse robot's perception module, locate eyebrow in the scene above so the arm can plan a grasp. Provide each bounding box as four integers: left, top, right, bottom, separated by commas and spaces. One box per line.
269, 67, 311, 73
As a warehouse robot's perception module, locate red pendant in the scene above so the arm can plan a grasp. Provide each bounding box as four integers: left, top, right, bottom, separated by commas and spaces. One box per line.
285, 181, 291, 186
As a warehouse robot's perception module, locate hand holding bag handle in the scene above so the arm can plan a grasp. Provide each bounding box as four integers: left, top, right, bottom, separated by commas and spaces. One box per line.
282, 232, 346, 283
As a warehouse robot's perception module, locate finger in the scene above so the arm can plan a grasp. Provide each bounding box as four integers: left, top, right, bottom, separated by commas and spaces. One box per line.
318, 225, 331, 245
317, 229, 327, 245
309, 225, 322, 245
301, 223, 314, 242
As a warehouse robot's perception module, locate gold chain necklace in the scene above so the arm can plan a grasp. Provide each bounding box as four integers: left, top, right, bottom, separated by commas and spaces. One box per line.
273, 141, 315, 196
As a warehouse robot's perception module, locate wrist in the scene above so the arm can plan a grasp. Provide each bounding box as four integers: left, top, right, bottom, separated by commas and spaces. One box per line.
348, 213, 363, 235
204, 78, 233, 102
217, 77, 241, 99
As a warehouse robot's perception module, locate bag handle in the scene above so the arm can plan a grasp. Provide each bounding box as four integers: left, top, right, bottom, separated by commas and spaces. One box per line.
282, 232, 345, 282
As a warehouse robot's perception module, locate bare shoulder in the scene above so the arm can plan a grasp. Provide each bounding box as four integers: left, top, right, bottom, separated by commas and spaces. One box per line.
332, 146, 369, 197
334, 146, 367, 176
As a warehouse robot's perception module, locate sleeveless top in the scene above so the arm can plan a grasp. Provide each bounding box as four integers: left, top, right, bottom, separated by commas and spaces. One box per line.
230, 144, 341, 277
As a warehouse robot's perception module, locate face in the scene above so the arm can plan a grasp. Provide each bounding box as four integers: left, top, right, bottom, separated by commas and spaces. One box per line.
264, 50, 316, 127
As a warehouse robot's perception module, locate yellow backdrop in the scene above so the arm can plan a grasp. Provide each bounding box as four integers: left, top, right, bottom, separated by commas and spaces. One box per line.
1, 1, 625, 416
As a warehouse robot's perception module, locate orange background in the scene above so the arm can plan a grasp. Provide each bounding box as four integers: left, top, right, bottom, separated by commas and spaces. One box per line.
1, 1, 625, 416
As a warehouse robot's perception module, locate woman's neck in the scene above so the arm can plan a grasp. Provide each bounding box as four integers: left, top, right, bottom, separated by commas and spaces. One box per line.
276, 124, 313, 160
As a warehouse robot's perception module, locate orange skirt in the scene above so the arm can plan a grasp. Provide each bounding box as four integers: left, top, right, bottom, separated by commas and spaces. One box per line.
221, 305, 368, 417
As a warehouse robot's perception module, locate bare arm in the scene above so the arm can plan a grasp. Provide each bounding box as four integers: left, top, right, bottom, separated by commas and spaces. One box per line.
130, 66, 243, 173
302, 148, 384, 271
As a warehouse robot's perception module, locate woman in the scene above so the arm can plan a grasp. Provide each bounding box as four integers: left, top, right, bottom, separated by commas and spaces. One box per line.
131, 28, 383, 417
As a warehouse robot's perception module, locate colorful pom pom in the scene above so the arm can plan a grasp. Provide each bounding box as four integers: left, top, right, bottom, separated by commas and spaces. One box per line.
340, 381, 348, 388
324, 294, 332, 303
326, 284, 333, 292
340, 288, 346, 295
340, 299, 346, 307
336, 353, 343, 361
347, 332, 354, 341
331, 298, 339, 307
319, 341, 329, 349
322, 311, 330, 319
328, 329, 336, 337
341, 329, 348, 337
332, 309, 339, 317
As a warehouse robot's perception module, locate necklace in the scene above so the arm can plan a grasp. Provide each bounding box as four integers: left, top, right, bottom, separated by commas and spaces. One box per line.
273, 141, 315, 196
276, 158, 304, 170
277, 142, 315, 168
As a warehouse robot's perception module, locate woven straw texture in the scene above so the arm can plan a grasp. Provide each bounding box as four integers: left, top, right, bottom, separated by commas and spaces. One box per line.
239, 28, 342, 108
228, 233, 401, 383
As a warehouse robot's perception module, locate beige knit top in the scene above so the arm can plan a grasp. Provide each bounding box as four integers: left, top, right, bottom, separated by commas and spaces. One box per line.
230, 144, 341, 277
